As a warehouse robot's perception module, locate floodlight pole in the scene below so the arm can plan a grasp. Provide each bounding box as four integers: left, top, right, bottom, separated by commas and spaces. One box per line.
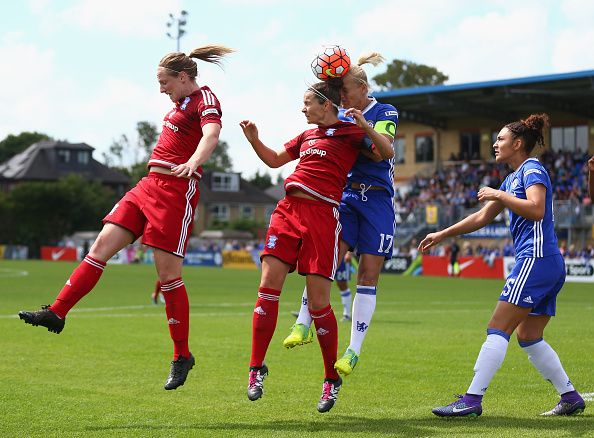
166, 10, 188, 52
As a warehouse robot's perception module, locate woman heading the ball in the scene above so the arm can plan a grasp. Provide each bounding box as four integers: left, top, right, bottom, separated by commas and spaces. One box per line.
284, 51, 398, 378
240, 78, 393, 413
418, 114, 586, 418
19, 44, 236, 391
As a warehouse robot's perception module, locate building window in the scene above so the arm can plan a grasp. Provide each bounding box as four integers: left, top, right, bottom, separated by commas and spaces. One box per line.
460, 132, 480, 160
415, 134, 434, 163
265, 206, 275, 223
491, 131, 499, 158
57, 149, 71, 164
240, 205, 254, 220
394, 136, 405, 164
550, 125, 588, 153
77, 150, 90, 165
212, 172, 239, 191
211, 204, 229, 221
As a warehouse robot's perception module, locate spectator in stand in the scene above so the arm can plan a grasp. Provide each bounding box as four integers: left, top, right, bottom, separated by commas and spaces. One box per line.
502, 237, 515, 257
588, 157, 594, 202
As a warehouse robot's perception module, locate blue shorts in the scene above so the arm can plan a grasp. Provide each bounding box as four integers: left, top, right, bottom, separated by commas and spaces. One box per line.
335, 259, 351, 282
499, 254, 565, 316
339, 187, 395, 259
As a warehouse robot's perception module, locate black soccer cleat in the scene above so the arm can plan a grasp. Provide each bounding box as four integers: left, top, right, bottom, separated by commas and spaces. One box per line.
18, 305, 65, 334
164, 353, 195, 390
247, 365, 268, 401
317, 376, 342, 413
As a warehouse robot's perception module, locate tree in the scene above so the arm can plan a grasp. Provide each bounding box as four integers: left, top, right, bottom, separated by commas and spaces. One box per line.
248, 169, 273, 190
1, 174, 117, 256
0, 132, 52, 163
102, 121, 159, 184
202, 140, 233, 171
373, 59, 449, 90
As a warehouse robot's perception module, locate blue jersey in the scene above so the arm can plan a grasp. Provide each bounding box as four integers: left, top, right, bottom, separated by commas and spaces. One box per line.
499, 158, 560, 260
339, 97, 398, 196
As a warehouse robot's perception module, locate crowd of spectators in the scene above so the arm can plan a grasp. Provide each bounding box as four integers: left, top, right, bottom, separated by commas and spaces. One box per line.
394, 149, 592, 215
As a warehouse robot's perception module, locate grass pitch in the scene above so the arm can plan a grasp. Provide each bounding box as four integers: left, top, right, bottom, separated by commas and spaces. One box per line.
1, 260, 592, 437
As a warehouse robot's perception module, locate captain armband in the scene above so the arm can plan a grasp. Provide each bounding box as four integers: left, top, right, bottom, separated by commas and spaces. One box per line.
374, 120, 397, 138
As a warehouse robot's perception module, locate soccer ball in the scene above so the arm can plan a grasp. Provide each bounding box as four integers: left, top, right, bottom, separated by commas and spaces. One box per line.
311, 45, 351, 80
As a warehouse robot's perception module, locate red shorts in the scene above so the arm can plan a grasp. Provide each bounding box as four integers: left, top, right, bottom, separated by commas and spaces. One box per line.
103, 172, 199, 257
262, 195, 341, 279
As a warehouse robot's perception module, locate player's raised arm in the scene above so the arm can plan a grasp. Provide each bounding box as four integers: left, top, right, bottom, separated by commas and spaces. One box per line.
240, 120, 292, 168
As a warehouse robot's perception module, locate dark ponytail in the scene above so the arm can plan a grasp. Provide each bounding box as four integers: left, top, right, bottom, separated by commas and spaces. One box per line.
505, 113, 550, 154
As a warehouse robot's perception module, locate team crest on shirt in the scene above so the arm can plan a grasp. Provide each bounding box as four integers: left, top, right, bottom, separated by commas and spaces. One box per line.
325, 128, 336, 136
266, 235, 278, 249
511, 178, 519, 190
180, 97, 190, 110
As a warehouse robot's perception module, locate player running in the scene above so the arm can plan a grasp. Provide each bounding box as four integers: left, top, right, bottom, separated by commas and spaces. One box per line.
18, 45, 236, 391
240, 78, 393, 413
284, 51, 398, 377
419, 114, 586, 418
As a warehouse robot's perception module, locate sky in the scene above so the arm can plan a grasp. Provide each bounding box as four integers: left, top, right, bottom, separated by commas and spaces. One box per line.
1, 0, 594, 181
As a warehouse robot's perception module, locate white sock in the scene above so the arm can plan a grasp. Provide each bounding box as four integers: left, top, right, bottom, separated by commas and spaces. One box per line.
347, 286, 377, 355
467, 329, 509, 395
295, 287, 312, 327
520, 338, 575, 394
340, 288, 351, 317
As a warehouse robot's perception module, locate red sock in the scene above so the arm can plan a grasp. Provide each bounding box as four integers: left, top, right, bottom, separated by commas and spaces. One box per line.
50, 255, 106, 319
250, 287, 281, 368
161, 278, 190, 360
311, 305, 339, 380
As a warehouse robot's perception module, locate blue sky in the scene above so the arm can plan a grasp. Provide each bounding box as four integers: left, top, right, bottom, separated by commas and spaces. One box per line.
1, 0, 593, 180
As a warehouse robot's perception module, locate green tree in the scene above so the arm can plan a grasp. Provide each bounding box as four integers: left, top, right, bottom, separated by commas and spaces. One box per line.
136, 121, 159, 161
0, 132, 52, 163
102, 121, 159, 184
248, 169, 273, 190
202, 140, 233, 171
373, 59, 449, 90
2, 174, 117, 256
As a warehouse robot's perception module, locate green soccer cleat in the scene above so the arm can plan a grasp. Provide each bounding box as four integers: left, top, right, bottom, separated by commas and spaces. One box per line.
282, 323, 314, 349
334, 349, 359, 375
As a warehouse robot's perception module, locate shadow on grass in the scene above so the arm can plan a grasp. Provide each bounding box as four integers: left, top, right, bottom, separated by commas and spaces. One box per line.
86, 413, 593, 437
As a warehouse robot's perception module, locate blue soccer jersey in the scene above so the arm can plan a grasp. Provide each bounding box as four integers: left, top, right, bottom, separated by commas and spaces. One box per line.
499, 157, 560, 260
339, 97, 398, 196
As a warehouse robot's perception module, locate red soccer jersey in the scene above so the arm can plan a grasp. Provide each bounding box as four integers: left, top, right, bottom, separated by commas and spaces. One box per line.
284, 121, 370, 206
148, 86, 222, 180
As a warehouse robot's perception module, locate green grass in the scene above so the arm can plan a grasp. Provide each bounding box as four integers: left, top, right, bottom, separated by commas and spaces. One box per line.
1, 260, 592, 438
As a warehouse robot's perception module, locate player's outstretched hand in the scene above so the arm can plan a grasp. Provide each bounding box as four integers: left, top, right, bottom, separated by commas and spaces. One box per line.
240, 120, 259, 144
418, 232, 444, 252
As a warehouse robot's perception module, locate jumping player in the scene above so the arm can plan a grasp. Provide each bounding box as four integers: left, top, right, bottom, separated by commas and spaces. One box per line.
418, 114, 586, 418
240, 78, 393, 413
283, 51, 398, 377
18, 45, 236, 391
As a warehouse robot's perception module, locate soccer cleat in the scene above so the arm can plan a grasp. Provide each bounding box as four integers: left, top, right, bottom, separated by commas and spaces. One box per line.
339, 315, 351, 322
247, 365, 268, 401
164, 353, 195, 390
18, 305, 65, 334
541, 395, 586, 416
432, 395, 483, 418
282, 323, 314, 349
334, 349, 359, 375
317, 376, 342, 413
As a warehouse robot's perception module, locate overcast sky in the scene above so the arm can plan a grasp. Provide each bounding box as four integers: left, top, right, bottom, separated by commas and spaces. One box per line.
1, 0, 593, 180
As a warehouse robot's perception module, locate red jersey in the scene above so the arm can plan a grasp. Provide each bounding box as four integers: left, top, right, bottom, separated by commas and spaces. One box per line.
284, 121, 370, 206
148, 86, 222, 180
